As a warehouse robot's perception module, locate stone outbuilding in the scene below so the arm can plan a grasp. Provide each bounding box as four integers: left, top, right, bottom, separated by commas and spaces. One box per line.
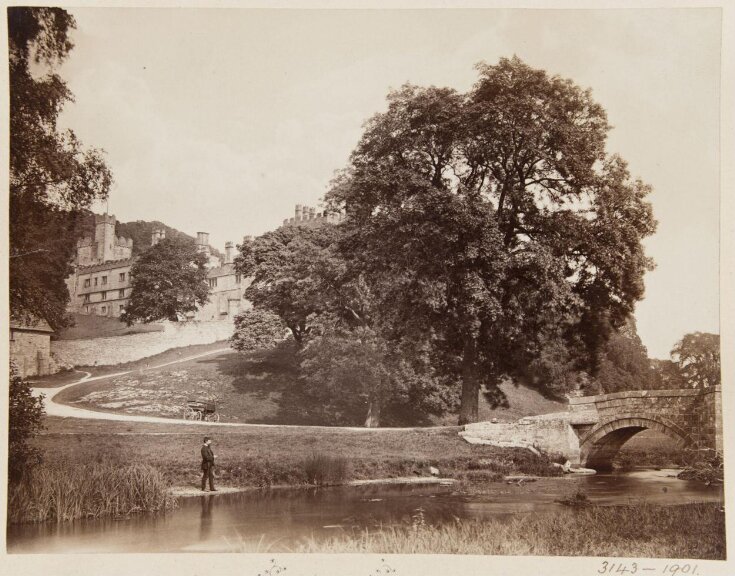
9, 317, 54, 378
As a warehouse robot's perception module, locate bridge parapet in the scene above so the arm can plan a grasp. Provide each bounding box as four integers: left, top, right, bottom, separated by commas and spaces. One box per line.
568, 386, 722, 453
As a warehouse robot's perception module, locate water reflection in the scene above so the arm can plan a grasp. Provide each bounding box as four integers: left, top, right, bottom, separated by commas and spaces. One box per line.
199, 495, 214, 541
7, 469, 724, 554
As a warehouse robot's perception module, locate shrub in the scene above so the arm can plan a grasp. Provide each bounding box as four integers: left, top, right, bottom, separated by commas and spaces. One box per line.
230, 309, 288, 353
555, 488, 591, 507
300, 452, 349, 485
677, 449, 723, 484
8, 362, 45, 483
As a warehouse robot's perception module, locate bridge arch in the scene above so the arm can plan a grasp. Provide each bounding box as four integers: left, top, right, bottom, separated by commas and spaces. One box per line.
579, 413, 693, 471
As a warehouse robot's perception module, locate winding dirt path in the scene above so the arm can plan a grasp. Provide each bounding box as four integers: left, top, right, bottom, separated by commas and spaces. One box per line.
31, 348, 252, 427
30, 348, 440, 431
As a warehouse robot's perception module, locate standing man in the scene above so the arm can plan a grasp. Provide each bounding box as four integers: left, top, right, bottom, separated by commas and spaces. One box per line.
201, 436, 217, 492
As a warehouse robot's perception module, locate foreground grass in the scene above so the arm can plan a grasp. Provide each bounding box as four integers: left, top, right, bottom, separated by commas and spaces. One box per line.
33, 416, 561, 490
8, 462, 177, 524
296, 503, 725, 559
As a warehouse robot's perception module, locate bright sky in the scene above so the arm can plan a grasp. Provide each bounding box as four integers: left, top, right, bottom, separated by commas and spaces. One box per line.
56, 8, 721, 359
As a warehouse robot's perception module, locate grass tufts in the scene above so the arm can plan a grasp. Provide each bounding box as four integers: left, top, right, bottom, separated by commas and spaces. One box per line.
300, 452, 350, 486
295, 503, 725, 559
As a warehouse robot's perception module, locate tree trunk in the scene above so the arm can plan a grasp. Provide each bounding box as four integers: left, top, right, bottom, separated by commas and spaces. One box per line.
458, 339, 479, 425
365, 396, 381, 428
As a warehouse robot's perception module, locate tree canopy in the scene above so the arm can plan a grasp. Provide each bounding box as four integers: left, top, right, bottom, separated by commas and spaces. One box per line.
234, 226, 337, 343
9, 7, 113, 329
671, 332, 720, 388
593, 319, 655, 394
230, 308, 288, 353
121, 237, 210, 325
234, 222, 457, 427
327, 57, 656, 423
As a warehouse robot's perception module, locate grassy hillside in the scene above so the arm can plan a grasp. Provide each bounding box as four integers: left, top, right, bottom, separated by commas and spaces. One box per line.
56, 343, 565, 427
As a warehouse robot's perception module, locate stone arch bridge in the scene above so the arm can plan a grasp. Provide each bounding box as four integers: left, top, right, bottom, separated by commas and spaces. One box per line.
461, 386, 722, 471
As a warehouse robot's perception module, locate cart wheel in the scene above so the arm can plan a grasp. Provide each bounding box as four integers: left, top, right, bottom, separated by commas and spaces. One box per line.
211, 413, 220, 423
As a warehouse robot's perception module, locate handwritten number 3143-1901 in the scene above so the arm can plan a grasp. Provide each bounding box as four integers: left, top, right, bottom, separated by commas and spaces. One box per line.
598, 562, 700, 575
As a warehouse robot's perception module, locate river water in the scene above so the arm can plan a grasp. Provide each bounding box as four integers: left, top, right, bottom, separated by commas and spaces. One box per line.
7, 469, 724, 553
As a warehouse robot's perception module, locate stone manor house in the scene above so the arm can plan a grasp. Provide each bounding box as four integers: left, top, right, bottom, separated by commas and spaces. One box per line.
11, 205, 335, 377
65, 213, 251, 321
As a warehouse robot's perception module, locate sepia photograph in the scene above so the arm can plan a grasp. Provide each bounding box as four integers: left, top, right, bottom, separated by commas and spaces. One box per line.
2, 1, 732, 574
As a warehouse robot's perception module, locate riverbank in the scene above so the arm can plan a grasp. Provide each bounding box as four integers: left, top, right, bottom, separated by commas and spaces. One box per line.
30, 416, 562, 497
170, 476, 455, 497
296, 502, 725, 559
11, 415, 563, 525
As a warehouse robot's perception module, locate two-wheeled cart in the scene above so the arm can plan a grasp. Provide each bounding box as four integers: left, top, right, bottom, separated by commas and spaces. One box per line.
182, 398, 220, 422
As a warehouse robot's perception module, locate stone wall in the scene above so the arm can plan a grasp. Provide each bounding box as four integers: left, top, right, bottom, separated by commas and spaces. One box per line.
51, 320, 235, 368
461, 414, 581, 463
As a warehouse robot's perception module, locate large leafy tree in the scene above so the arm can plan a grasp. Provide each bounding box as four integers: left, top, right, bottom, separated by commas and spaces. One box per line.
671, 332, 720, 389
9, 7, 113, 329
593, 319, 655, 394
328, 57, 656, 423
121, 237, 210, 324
299, 326, 397, 427
650, 359, 687, 390
235, 223, 456, 427
234, 226, 339, 343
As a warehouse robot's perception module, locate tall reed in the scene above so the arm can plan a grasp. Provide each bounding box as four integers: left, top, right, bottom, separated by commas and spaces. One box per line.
300, 452, 349, 486
7, 462, 177, 524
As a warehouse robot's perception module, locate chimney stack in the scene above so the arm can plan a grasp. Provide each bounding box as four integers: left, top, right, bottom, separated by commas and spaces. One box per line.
151, 229, 165, 246
308, 206, 316, 220
196, 232, 210, 255
295, 204, 303, 222
225, 241, 234, 264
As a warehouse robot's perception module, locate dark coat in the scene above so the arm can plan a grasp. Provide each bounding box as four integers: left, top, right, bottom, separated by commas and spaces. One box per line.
201, 444, 215, 471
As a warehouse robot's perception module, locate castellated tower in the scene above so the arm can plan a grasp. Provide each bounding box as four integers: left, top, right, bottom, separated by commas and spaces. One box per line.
76, 214, 133, 266
95, 213, 117, 262
282, 204, 346, 228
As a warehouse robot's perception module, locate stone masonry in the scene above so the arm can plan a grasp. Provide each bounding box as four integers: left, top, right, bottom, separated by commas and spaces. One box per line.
462, 386, 723, 471
51, 320, 235, 368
